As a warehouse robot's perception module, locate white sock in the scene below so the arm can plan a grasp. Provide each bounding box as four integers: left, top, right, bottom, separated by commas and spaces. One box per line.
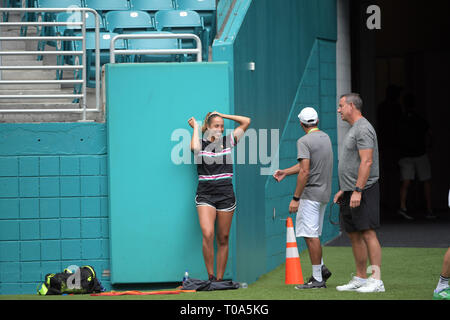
321, 258, 324, 266
435, 275, 449, 293
355, 276, 367, 283
312, 265, 323, 282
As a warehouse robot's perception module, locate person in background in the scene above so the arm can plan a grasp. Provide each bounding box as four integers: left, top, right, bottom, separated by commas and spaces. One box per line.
397, 93, 435, 220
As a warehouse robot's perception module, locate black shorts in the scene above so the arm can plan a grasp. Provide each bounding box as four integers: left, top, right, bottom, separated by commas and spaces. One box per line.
195, 189, 236, 212
339, 182, 380, 233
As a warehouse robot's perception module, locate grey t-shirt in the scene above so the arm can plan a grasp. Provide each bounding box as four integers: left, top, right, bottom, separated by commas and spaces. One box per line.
297, 130, 333, 203
338, 117, 379, 191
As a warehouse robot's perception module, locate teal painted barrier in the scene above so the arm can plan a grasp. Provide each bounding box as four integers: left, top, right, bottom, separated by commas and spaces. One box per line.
105, 62, 233, 283
0, 123, 109, 294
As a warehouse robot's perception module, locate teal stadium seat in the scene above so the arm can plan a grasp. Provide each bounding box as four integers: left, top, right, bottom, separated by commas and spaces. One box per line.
130, 0, 175, 20
83, 0, 131, 33
105, 10, 155, 33
176, 0, 216, 46
154, 9, 206, 61
2, 0, 22, 22
84, 0, 130, 15
71, 32, 126, 92
54, 11, 104, 79
55, 11, 104, 38
19, 0, 38, 37
127, 31, 180, 63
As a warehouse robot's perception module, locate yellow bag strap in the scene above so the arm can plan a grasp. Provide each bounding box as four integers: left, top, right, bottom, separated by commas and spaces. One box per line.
82, 266, 96, 279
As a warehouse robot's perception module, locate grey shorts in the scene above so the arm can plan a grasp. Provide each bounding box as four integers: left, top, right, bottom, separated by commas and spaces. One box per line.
339, 182, 380, 233
398, 154, 431, 182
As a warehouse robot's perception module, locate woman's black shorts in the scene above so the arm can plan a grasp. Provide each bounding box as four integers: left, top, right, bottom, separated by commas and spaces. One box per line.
339, 182, 380, 233
195, 189, 236, 212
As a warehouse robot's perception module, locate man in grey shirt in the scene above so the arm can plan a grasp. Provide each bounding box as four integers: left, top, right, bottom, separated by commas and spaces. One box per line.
334, 93, 385, 293
273, 107, 333, 290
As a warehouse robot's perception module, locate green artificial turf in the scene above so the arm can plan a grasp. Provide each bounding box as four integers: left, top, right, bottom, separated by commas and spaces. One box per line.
0, 247, 445, 300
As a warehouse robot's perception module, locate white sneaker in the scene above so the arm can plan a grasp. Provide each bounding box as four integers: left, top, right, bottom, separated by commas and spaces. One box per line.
356, 278, 385, 293
336, 277, 366, 292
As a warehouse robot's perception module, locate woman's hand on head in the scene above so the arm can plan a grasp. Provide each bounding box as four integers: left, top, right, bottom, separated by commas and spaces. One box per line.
188, 117, 198, 129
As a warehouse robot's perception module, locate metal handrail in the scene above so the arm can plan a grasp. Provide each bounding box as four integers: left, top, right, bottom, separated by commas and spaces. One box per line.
0, 50, 83, 55
109, 33, 203, 64
0, 7, 102, 121
0, 36, 84, 40
0, 65, 84, 70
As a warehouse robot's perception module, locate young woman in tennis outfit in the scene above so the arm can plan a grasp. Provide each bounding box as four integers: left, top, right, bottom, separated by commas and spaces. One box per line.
188, 111, 251, 281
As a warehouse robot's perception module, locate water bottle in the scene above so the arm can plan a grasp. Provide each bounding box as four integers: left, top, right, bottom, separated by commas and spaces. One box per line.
183, 270, 189, 283
239, 282, 248, 289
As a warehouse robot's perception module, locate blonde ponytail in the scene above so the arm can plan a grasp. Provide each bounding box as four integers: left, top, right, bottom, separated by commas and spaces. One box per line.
202, 112, 212, 134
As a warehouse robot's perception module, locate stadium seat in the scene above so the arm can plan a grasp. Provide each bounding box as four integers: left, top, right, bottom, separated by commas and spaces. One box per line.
54, 11, 105, 79
84, 0, 130, 14
55, 11, 104, 35
126, 31, 180, 63
35, 0, 82, 7
175, 0, 216, 46
19, 0, 37, 37
176, 0, 216, 11
130, 0, 175, 11
105, 10, 155, 33
154, 9, 206, 61
83, 0, 130, 31
130, 0, 174, 20
35, 0, 83, 58
2, 0, 21, 22
70, 32, 127, 91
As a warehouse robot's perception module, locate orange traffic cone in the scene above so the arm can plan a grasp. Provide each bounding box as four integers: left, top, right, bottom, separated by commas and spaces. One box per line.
285, 217, 304, 285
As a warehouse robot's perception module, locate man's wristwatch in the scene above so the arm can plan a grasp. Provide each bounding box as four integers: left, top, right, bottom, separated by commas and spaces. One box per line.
293, 196, 300, 201
354, 187, 363, 193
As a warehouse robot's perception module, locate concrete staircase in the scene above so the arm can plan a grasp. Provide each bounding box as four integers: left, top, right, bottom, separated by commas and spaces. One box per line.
0, 11, 104, 123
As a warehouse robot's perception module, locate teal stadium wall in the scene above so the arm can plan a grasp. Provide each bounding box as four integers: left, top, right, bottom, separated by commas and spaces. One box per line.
0, 123, 110, 294
213, 0, 339, 283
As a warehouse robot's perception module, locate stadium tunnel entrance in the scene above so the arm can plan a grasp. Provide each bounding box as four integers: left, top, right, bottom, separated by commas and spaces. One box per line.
344, 0, 450, 219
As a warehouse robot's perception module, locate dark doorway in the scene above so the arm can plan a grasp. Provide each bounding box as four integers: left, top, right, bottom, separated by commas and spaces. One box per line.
349, 0, 450, 220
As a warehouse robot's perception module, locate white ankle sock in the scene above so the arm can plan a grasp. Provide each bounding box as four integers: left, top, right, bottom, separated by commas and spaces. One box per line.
312, 265, 323, 282
435, 275, 449, 292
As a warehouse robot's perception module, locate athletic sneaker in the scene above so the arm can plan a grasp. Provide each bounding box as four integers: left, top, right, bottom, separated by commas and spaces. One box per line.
306, 265, 332, 283
208, 275, 217, 282
433, 288, 450, 300
336, 276, 366, 292
355, 277, 385, 293
397, 208, 414, 220
322, 265, 332, 281
295, 277, 326, 290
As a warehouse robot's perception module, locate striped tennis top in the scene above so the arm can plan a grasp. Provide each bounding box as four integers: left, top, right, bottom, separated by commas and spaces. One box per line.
195, 132, 236, 194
